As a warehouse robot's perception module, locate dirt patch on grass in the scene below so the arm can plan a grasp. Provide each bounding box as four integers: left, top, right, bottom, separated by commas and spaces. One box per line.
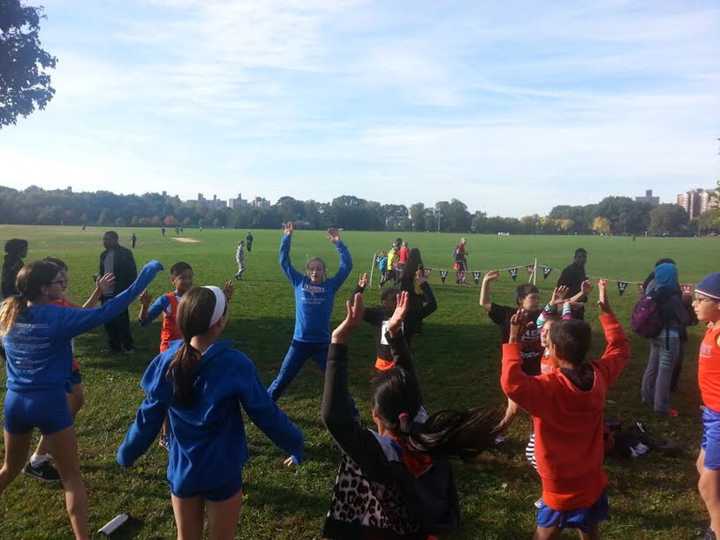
172, 237, 201, 244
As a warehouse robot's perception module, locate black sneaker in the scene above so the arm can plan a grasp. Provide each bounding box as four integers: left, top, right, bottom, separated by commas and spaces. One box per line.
23, 461, 61, 482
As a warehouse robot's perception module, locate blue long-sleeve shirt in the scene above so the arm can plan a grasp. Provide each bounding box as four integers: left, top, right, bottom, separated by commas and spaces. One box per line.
116, 340, 304, 497
2, 261, 163, 392
139, 292, 176, 326
279, 234, 352, 344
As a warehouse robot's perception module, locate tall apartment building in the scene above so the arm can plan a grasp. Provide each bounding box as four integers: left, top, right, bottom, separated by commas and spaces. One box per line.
677, 188, 718, 220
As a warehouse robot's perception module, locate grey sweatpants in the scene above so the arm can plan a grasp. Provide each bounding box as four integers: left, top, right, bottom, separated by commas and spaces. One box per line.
641, 328, 681, 415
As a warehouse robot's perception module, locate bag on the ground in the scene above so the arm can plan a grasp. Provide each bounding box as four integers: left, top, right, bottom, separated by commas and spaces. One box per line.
631, 294, 663, 338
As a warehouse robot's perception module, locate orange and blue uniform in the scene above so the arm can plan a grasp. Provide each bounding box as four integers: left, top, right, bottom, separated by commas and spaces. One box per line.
141, 292, 182, 352
501, 312, 629, 518
699, 323, 720, 470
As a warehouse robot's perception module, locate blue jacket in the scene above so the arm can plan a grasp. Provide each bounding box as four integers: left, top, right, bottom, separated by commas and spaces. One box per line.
2, 261, 163, 392
116, 340, 304, 498
279, 235, 352, 344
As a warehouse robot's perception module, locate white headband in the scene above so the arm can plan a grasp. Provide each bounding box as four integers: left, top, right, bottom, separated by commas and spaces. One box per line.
202, 286, 226, 327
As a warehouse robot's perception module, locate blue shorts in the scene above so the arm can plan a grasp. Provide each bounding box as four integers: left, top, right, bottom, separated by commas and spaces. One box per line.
701, 407, 720, 470
65, 369, 82, 394
171, 476, 243, 502
536, 491, 609, 532
3, 388, 73, 435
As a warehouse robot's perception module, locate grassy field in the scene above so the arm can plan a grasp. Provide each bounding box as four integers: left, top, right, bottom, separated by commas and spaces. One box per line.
0, 225, 718, 539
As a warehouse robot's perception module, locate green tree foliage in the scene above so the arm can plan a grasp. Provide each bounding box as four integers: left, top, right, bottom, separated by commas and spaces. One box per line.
0, 0, 57, 127
0, 184, 700, 235
648, 204, 689, 236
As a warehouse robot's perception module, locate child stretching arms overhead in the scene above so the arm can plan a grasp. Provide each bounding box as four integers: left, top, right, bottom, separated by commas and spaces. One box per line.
322, 291, 501, 539
501, 280, 630, 540
267, 222, 352, 401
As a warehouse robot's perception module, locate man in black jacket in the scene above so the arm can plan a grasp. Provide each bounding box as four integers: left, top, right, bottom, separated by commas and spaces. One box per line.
99, 231, 138, 352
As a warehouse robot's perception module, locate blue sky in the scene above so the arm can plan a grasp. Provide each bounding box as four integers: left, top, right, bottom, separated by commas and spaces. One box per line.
1, 0, 719, 216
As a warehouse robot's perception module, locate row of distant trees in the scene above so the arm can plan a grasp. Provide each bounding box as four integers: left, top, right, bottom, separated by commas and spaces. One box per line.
1, 185, 719, 235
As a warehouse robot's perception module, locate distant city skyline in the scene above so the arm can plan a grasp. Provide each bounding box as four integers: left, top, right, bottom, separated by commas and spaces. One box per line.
1, 0, 719, 217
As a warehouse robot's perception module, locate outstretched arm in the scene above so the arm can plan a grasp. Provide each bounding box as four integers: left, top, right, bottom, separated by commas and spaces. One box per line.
321, 294, 393, 480
58, 261, 163, 339
82, 273, 116, 308
239, 361, 304, 463
327, 227, 353, 289
479, 270, 499, 311
416, 271, 437, 319
278, 223, 303, 286
594, 279, 630, 386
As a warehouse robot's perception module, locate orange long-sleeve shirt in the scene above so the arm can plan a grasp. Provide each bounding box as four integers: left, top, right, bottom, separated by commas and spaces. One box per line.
699, 323, 720, 411
501, 312, 630, 511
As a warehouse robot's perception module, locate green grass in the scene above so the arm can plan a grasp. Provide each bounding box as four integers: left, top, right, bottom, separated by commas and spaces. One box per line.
0, 225, 718, 539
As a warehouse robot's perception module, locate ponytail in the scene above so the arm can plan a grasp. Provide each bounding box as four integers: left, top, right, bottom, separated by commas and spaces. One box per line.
373, 366, 503, 461
167, 340, 203, 407
407, 407, 503, 461
166, 286, 222, 407
0, 296, 28, 337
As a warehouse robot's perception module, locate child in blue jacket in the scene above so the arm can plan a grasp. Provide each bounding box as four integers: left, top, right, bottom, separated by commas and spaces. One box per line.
267, 222, 352, 401
0, 258, 162, 540
118, 285, 303, 540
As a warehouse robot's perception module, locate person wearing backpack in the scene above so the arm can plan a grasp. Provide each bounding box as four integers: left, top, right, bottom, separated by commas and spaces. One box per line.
639, 262, 692, 415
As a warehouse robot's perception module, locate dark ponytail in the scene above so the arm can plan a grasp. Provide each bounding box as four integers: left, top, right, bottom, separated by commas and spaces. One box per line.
408, 407, 503, 461
372, 367, 502, 461
167, 287, 219, 407
0, 261, 60, 336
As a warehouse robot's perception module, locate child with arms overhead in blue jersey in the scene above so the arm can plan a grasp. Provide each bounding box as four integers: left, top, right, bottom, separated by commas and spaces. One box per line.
0, 258, 162, 540
267, 222, 352, 401
118, 286, 303, 540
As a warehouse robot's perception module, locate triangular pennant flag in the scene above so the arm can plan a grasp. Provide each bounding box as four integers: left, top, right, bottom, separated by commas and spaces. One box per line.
472, 271, 482, 285
440, 270, 448, 283
617, 281, 628, 296
542, 265, 552, 279
681, 283, 693, 295
508, 267, 518, 281
526, 265, 534, 274
424, 268, 432, 276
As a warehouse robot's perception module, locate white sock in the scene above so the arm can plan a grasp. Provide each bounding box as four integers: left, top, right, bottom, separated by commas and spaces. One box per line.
30, 453, 50, 467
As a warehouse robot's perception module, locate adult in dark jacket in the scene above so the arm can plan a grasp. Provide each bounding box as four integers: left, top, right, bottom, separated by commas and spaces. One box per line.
99, 231, 138, 352
557, 248, 588, 319
1, 239, 28, 299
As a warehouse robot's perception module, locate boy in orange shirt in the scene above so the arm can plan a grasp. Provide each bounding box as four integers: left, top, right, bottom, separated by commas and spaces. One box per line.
501, 279, 630, 539
693, 273, 720, 540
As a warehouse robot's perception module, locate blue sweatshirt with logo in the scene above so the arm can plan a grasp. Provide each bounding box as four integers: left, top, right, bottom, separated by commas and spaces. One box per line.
279, 234, 352, 344
116, 340, 304, 498
2, 261, 163, 392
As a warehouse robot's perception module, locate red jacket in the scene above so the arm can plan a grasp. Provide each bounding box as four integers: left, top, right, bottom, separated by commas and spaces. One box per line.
501, 312, 630, 511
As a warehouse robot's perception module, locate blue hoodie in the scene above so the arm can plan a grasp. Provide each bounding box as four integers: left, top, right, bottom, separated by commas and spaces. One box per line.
117, 340, 304, 498
279, 234, 352, 344
2, 261, 163, 392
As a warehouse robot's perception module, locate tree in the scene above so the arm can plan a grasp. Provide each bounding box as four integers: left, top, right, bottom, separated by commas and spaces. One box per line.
409, 203, 426, 231
648, 204, 688, 236
0, 0, 57, 127
592, 216, 611, 235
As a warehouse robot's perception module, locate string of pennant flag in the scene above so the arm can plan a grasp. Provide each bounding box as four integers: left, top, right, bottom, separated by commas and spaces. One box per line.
370, 256, 695, 296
